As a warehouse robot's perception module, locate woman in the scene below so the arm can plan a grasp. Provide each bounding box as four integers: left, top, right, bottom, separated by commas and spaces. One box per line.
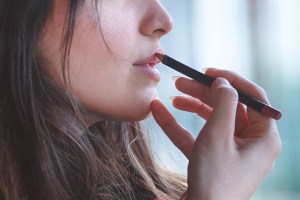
0, 0, 281, 199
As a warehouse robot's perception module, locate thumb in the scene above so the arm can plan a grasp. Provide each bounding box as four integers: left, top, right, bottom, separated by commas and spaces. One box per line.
203, 77, 239, 139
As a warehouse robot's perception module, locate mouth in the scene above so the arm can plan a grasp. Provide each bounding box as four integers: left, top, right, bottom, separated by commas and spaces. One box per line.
133, 50, 164, 68
133, 55, 161, 68
133, 50, 164, 82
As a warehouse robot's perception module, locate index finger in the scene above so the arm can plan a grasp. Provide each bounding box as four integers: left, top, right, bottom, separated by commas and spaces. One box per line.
150, 98, 195, 159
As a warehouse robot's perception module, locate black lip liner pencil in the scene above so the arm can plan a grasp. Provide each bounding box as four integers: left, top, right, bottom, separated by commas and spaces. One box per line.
155, 53, 282, 120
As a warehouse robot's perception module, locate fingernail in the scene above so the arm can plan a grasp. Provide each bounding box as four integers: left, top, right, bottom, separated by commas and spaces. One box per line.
214, 77, 230, 86
172, 76, 180, 81
153, 97, 161, 101
202, 67, 218, 73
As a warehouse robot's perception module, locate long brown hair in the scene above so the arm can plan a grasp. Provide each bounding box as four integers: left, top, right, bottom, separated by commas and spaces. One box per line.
0, 0, 186, 199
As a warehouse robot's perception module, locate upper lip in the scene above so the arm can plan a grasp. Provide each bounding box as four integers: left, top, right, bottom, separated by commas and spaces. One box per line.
133, 49, 165, 67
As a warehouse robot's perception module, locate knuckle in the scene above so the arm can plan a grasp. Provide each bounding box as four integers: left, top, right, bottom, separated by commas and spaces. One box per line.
223, 69, 236, 76
273, 135, 282, 157
257, 86, 267, 98
176, 137, 191, 151
266, 161, 276, 173
219, 69, 237, 82
159, 116, 175, 129
267, 131, 282, 158
161, 120, 172, 129
195, 100, 206, 112
216, 85, 238, 102
270, 161, 276, 171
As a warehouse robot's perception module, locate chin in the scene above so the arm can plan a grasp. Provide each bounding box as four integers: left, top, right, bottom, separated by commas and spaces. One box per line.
125, 91, 157, 121
125, 108, 151, 122
137, 110, 152, 121
123, 99, 154, 122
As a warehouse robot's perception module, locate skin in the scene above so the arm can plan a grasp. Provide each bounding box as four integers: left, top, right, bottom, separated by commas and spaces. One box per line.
39, 0, 282, 199
39, 0, 173, 125
151, 69, 282, 199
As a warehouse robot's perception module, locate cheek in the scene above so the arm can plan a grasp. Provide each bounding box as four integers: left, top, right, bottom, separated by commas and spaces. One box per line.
39, 4, 158, 123
72, 57, 158, 118
68, 31, 158, 121
103, 27, 135, 54
98, 3, 138, 53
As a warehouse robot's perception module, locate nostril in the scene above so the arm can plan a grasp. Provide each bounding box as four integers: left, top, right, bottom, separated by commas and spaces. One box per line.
154, 28, 167, 35
155, 12, 173, 35
152, 16, 173, 37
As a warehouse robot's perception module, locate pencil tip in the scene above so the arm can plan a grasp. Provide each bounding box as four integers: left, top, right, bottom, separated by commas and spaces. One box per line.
155, 53, 164, 61
261, 106, 282, 120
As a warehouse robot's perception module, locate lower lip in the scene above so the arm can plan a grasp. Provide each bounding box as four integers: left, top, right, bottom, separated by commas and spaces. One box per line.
134, 65, 161, 82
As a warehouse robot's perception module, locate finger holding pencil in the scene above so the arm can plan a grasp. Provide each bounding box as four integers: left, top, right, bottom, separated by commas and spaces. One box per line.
155, 53, 282, 120
151, 64, 282, 200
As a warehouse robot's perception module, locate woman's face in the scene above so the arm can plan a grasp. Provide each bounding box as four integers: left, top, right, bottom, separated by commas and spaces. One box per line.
39, 0, 173, 125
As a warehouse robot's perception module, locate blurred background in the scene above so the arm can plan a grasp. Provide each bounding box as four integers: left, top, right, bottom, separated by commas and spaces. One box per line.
147, 0, 300, 199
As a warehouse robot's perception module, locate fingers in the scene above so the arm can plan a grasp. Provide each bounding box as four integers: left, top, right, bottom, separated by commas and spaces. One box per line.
205, 68, 269, 103
171, 96, 213, 120
199, 77, 238, 140
150, 98, 195, 159
205, 68, 273, 124
172, 95, 249, 136
175, 77, 212, 107
175, 68, 276, 124
235, 103, 250, 137
173, 76, 251, 132
171, 68, 277, 140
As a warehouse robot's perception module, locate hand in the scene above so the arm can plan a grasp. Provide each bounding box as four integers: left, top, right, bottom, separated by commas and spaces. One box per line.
150, 68, 282, 200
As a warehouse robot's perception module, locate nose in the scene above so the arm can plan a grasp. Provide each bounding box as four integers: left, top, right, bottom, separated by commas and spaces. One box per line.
140, 1, 174, 38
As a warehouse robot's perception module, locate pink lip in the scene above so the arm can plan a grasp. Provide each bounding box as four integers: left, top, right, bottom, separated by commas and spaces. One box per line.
133, 49, 164, 82
133, 49, 165, 67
